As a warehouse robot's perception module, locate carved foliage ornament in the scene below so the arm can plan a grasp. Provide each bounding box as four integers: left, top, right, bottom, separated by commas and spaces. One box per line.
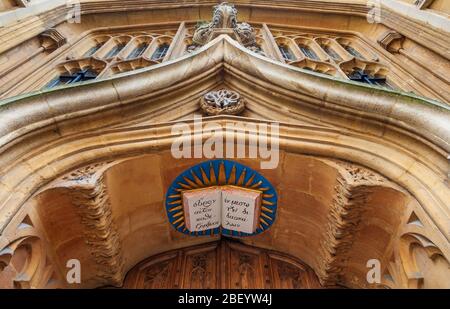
200, 89, 245, 116
192, 2, 257, 48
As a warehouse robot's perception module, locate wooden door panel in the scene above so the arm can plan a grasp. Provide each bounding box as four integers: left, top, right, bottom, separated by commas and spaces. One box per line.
227, 242, 269, 289
123, 240, 321, 289
269, 254, 322, 289
125, 252, 179, 289
181, 244, 218, 289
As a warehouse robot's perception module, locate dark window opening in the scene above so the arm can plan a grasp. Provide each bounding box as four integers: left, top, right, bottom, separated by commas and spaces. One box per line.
348, 69, 391, 89
299, 45, 319, 60
44, 68, 98, 89
83, 43, 104, 57
105, 43, 126, 58
278, 44, 295, 61
322, 45, 342, 61
343, 45, 365, 60
127, 43, 149, 59
151, 43, 170, 60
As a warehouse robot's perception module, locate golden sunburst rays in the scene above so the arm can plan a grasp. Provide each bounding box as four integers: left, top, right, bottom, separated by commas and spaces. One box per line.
167, 160, 277, 235
209, 162, 217, 185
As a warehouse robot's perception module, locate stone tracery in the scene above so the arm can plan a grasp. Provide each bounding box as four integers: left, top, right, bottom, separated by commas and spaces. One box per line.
200, 89, 245, 116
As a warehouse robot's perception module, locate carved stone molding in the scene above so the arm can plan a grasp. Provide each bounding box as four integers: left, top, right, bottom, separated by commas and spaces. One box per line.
377, 30, 405, 53
338, 161, 387, 186
63, 162, 110, 183
0, 215, 59, 289
65, 163, 124, 287
39, 28, 67, 52
318, 172, 369, 286
380, 206, 450, 289
200, 89, 245, 115
398, 232, 449, 288
318, 161, 390, 286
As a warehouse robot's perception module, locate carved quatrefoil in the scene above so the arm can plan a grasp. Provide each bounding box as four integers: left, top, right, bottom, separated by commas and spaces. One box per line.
200, 89, 246, 116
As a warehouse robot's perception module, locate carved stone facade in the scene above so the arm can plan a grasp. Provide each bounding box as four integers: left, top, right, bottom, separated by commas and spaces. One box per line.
0, 0, 449, 290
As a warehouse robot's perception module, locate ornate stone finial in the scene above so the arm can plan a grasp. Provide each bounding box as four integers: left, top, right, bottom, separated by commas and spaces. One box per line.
200, 89, 245, 116
192, 2, 257, 48
211, 2, 238, 29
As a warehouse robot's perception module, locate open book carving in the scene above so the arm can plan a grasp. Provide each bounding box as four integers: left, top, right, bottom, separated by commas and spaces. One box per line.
165, 160, 278, 237
183, 186, 262, 234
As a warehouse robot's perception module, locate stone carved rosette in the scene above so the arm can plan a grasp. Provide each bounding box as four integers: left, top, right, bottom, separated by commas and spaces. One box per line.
200, 89, 245, 116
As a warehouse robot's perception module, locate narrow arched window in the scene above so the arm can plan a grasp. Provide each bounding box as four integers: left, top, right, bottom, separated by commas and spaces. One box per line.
151, 43, 170, 60
127, 43, 149, 59
83, 43, 104, 57
348, 69, 391, 88
44, 68, 98, 89
105, 43, 126, 58
278, 44, 295, 61
322, 45, 342, 61
299, 45, 318, 60
343, 45, 365, 60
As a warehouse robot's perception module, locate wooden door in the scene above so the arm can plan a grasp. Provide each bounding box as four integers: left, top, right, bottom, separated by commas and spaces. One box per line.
123, 240, 321, 289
